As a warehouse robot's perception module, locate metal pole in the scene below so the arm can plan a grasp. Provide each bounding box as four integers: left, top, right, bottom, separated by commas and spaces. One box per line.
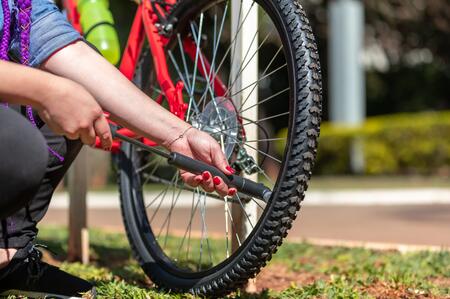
329, 0, 365, 172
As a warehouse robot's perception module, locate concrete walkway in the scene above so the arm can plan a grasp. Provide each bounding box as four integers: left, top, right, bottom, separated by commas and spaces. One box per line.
41, 189, 450, 248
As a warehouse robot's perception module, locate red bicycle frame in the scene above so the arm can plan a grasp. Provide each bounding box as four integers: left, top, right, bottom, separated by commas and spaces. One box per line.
62, 0, 227, 153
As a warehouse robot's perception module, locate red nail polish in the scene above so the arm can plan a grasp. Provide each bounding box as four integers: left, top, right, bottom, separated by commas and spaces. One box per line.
213, 177, 221, 185
226, 166, 235, 174
228, 189, 237, 196
202, 172, 210, 180
195, 177, 203, 183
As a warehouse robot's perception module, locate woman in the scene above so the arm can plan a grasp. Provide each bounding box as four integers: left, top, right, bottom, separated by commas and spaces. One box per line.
0, 0, 235, 297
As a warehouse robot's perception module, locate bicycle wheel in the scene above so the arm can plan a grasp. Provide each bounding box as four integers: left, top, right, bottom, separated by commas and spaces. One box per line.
118, 0, 322, 296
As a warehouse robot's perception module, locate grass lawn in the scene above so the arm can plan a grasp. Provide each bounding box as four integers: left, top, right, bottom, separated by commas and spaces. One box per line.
20, 226, 449, 298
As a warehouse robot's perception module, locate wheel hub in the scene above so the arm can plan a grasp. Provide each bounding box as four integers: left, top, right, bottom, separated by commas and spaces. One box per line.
191, 97, 239, 159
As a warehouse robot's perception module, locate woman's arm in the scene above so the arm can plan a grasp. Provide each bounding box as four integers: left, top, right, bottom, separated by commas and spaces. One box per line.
0, 60, 112, 148
42, 41, 235, 196
0, 60, 55, 109
42, 41, 192, 148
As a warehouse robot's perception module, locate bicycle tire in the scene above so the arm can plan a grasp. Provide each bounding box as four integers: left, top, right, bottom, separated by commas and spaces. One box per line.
118, 0, 322, 296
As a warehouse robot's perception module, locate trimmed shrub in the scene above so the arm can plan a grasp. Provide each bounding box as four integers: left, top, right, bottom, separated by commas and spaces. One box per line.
277, 111, 450, 175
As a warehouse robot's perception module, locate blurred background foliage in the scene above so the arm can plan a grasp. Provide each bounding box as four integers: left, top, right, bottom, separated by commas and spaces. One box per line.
303, 0, 449, 117
278, 111, 450, 175
303, 0, 449, 175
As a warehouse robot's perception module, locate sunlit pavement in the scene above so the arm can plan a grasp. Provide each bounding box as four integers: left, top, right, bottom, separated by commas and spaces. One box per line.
41, 189, 450, 247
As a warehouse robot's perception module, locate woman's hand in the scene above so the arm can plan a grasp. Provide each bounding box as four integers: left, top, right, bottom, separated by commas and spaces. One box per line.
0, 60, 112, 150
166, 127, 237, 197
37, 79, 112, 149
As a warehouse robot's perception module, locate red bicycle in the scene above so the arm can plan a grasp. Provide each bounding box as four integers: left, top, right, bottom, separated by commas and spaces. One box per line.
63, 0, 322, 296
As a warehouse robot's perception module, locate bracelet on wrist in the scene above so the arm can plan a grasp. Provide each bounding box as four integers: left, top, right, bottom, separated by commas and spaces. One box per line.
167, 126, 193, 148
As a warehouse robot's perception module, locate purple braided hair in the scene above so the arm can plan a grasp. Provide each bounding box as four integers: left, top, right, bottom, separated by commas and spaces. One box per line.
17, 0, 37, 134
17, 0, 31, 65
1, 0, 11, 107
0, 0, 10, 61
1, 0, 64, 161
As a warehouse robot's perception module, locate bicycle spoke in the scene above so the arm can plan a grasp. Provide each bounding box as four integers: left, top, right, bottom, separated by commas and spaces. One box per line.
177, 33, 193, 92
210, 110, 290, 138
168, 49, 192, 96
235, 193, 254, 229
228, 0, 244, 88
136, 158, 158, 174
239, 45, 284, 109
242, 111, 290, 126
190, 23, 224, 123
189, 13, 204, 101
212, 132, 280, 182
224, 196, 230, 258
228, 63, 287, 98
141, 158, 164, 186
211, 1, 257, 88
214, 86, 290, 126
145, 185, 170, 209
226, 27, 273, 97
150, 174, 178, 223
243, 142, 282, 164
161, 187, 183, 249
248, 196, 266, 211
191, 4, 229, 115
177, 189, 201, 262
239, 87, 290, 114
224, 199, 242, 247
198, 192, 213, 270
245, 137, 286, 143
176, 34, 201, 121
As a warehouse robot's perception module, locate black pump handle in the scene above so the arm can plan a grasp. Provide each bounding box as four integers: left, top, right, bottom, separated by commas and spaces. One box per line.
168, 152, 272, 201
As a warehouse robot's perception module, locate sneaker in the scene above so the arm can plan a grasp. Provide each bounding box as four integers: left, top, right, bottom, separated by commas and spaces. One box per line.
0, 244, 96, 299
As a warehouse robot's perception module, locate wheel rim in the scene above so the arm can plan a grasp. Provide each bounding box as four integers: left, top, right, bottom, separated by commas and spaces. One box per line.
130, 0, 294, 277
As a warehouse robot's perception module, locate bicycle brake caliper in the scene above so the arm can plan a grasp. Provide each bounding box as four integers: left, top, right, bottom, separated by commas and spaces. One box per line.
233, 148, 259, 175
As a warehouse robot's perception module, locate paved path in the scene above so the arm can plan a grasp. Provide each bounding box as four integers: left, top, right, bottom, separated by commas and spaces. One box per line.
48, 188, 450, 208
41, 190, 450, 248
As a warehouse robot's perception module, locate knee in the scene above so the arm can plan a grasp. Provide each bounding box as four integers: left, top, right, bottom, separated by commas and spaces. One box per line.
0, 112, 48, 218
20, 132, 48, 192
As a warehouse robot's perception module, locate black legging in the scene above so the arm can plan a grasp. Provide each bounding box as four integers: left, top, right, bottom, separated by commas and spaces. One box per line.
0, 107, 48, 219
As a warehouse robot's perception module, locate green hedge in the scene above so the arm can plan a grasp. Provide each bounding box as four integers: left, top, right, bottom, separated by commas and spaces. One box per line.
277, 111, 450, 175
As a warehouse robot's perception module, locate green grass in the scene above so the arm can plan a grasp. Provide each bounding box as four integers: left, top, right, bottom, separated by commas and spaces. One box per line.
26, 226, 450, 298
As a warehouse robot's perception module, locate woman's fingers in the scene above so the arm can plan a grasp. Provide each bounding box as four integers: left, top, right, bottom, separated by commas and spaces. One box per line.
181, 172, 203, 187
200, 171, 215, 192
94, 114, 112, 150
213, 176, 229, 197
80, 126, 96, 146
211, 144, 234, 175
182, 171, 237, 198
228, 188, 237, 197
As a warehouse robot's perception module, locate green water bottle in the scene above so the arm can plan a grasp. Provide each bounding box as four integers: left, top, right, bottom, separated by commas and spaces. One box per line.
78, 0, 121, 65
